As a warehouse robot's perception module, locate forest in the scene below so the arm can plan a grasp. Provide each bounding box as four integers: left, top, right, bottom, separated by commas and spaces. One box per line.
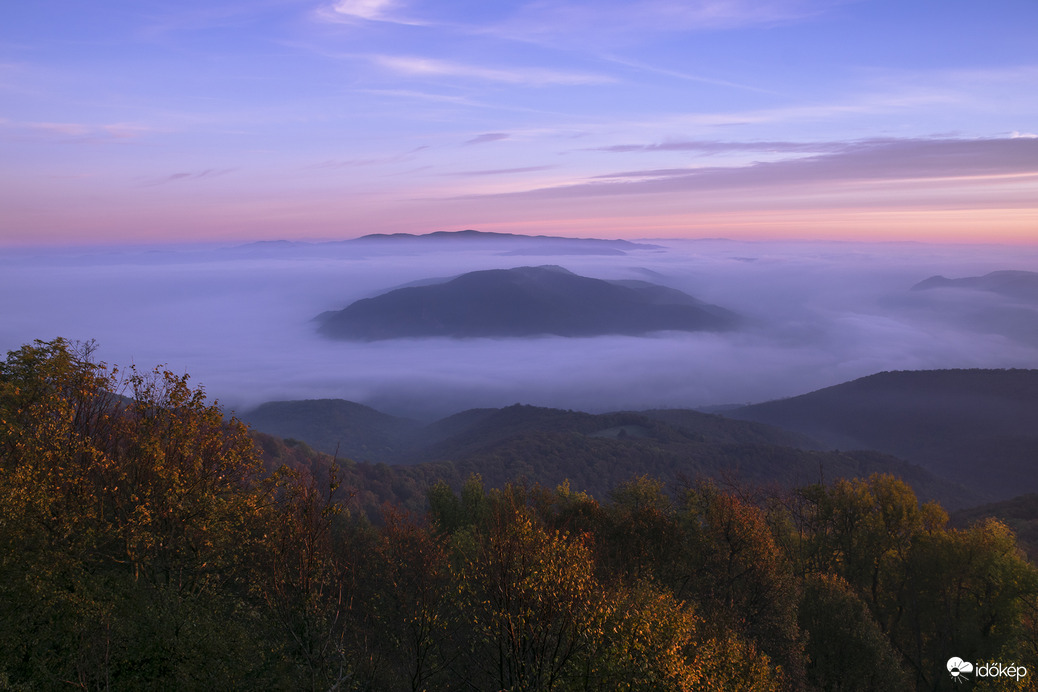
1, 338, 1036, 690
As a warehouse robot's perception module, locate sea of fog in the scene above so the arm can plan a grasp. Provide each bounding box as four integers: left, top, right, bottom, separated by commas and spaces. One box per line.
2, 237, 1038, 420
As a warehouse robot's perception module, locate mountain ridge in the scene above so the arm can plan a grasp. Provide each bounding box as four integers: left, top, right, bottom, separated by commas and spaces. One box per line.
231, 230, 664, 256
242, 392, 980, 511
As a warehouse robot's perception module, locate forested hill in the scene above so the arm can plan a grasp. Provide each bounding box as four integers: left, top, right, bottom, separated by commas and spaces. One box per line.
245, 400, 978, 513
727, 369, 1038, 501
315, 265, 739, 340
241, 398, 419, 461
242, 397, 817, 463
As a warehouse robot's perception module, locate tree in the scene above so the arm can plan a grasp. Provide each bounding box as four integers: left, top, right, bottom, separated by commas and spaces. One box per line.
252, 465, 367, 690
0, 338, 271, 687
677, 482, 805, 688
449, 492, 602, 690
798, 573, 909, 691
787, 474, 1038, 691
367, 506, 454, 691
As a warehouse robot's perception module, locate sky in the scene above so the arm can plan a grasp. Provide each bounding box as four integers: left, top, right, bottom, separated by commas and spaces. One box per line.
2, 0, 1037, 245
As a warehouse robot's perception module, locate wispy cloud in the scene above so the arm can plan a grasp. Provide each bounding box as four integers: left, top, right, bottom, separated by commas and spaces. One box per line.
591, 140, 846, 154
449, 165, 555, 177
316, 0, 426, 26
464, 132, 510, 146
0, 119, 153, 141
370, 54, 614, 85
594, 53, 777, 94
142, 169, 235, 186
490, 0, 834, 46
330, 0, 397, 20
467, 137, 1038, 199
137, 4, 282, 39
26, 122, 92, 137
594, 85, 964, 138
357, 88, 585, 119
303, 147, 429, 170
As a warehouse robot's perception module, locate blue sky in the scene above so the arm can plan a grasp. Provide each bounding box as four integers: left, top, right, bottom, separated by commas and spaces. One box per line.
2, 0, 1037, 244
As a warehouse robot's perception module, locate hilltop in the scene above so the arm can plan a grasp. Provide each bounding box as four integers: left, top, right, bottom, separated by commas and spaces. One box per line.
316, 265, 739, 340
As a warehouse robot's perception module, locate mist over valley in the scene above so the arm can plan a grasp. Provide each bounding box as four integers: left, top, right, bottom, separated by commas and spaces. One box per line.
3, 231, 1038, 420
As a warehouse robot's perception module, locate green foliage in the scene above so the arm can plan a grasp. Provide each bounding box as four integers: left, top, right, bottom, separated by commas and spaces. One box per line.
788, 473, 1038, 690
799, 573, 910, 691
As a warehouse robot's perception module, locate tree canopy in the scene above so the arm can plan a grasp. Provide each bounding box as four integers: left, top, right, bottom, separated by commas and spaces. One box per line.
1, 338, 1036, 690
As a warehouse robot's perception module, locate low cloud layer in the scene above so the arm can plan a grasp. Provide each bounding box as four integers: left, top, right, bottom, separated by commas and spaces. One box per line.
2, 238, 1037, 420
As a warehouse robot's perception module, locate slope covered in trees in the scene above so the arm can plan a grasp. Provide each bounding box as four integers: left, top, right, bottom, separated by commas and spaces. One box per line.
952, 493, 1038, 562
244, 399, 978, 512
242, 398, 419, 462
315, 265, 738, 340
728, 369, 1038, 501
2, 339, 1036, 690
243, 398, 819, 462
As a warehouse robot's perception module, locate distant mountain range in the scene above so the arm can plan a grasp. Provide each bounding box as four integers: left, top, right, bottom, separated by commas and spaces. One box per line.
728, 369, 1038, 501
911, 270, 1038, 302
316, 265, 739, 340
353, 229, 662, 255
233, 230, 662, 256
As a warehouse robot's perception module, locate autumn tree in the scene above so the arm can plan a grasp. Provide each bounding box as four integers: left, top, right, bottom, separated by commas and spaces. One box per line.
365, 505, 455, 691
447, 485, 602, 690
0, 338, 270, 687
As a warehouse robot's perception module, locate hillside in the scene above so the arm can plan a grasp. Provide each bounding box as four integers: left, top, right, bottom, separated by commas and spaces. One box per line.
244, 400, 978, 512
243, 399, 818, 462
727, 369, 1038, 501
316, 265, 739, 340
950, 493, 1038, 561
240, 399, 420, 462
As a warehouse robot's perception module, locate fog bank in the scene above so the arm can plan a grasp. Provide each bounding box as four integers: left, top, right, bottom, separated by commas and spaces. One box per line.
2, 238, 1037, 419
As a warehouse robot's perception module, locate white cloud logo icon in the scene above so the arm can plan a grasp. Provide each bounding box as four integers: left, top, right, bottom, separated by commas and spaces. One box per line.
948, 657, 974, 681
